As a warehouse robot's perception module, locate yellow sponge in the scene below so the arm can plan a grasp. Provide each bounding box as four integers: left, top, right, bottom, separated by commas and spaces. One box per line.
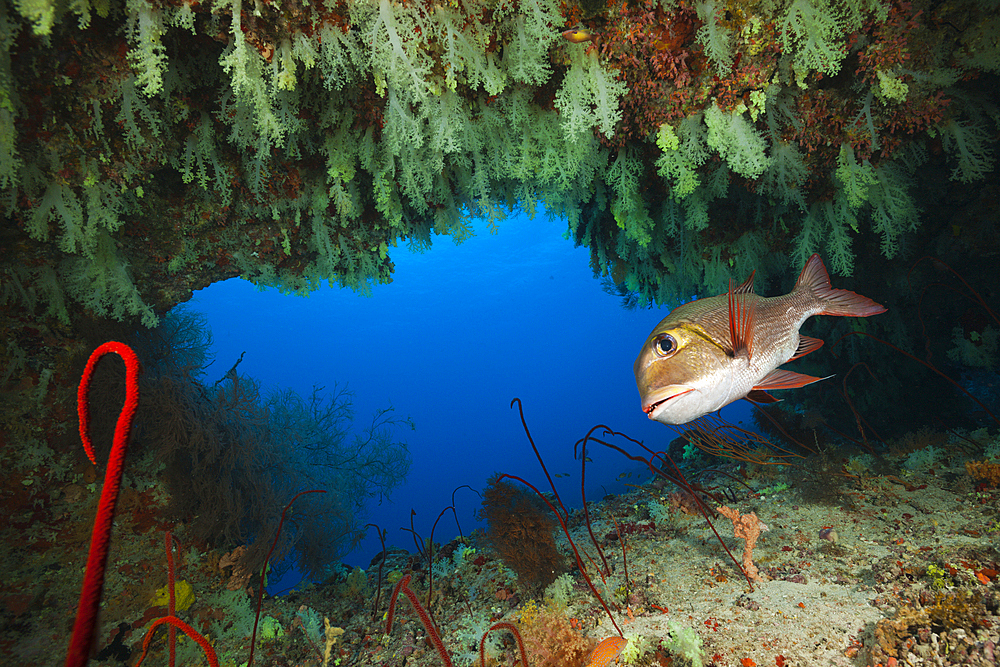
151, 580, 195, 612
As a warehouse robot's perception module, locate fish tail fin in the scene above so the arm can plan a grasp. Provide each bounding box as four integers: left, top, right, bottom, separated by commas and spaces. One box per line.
796, 254, 886, 317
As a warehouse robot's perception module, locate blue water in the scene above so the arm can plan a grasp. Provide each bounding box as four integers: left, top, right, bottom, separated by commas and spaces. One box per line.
189, 210, 754, 584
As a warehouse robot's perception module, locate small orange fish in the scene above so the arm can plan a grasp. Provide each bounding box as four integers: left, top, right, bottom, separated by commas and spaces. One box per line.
562, 28, 595, 43
586, 637, 628, 667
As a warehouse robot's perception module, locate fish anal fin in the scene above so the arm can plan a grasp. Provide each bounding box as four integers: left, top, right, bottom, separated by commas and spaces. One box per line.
727, 274, 756, 358
789, 335, 824, 361
746, 389, 780, 404
754, 368, 828, 391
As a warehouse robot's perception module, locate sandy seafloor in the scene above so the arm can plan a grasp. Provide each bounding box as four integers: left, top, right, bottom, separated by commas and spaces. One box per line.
7, 428, 1000, 667
326, 446, 1000, 667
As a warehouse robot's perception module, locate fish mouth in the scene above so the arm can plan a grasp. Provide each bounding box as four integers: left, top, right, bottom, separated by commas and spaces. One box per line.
642, 385, 695, 419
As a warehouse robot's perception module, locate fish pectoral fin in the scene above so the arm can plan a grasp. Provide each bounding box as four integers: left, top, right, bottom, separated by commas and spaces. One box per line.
788, 335, 824, 361
754, 368, 829, 391
745, 389, 780, 404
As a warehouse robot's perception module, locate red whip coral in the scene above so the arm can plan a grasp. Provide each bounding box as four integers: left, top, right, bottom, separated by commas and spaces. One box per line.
247, 488, 327, 667
386, 574, 453, 667
66, 342, 219, 667
66, 341, 142, 667
480, 621, 529, 667
135, 617, 218, 667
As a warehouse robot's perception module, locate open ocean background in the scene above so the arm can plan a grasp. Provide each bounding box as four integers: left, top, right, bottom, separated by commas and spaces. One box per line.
189, 211, 755, 588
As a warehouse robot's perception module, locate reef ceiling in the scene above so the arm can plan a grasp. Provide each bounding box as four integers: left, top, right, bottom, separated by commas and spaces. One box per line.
0, 0, 998, 397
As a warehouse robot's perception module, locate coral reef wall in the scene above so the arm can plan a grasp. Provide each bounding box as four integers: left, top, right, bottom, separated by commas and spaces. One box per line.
2, 0, 999, 319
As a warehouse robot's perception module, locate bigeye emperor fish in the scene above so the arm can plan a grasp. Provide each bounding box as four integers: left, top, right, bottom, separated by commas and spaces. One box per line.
634, 254, 886, 425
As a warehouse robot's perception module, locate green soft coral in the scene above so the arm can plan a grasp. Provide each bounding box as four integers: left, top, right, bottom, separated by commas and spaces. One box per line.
355, 0, 435, 99
433, 3, 506, 95
939, 118, 997, 183
704, 104, 771, 179
554, 47, 627, 142
760, 140, 808, 209
607, 148, 653, 246
219, 0, 287, 148
125, 0, 168, 97
694, 0, 733, 73
834, 143, 877, 209
497, 0, 560, 86
780, 0, 884, 80
61, 232, 159, 327
3, 0, 998, 328
819, 196, 857, 276
867, 163, 920, 258
655, 116, 710, 199
13, 0, 56, 35
875, 70, 909, 103
664, 620, 704, 665
780, 0, 846, 78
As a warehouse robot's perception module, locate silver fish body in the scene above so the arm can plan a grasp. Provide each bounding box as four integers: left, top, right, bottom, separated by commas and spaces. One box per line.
634, 254, 886, 425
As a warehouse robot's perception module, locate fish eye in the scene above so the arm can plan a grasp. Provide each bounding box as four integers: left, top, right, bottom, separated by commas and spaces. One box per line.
652, 333, 678, 357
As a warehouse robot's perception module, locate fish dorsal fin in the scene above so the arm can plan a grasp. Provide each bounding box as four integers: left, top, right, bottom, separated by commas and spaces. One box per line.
734, 270, 756, 295
727, 273, 756, 358
789, 335, 824, 361
754, 369, 829, 391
